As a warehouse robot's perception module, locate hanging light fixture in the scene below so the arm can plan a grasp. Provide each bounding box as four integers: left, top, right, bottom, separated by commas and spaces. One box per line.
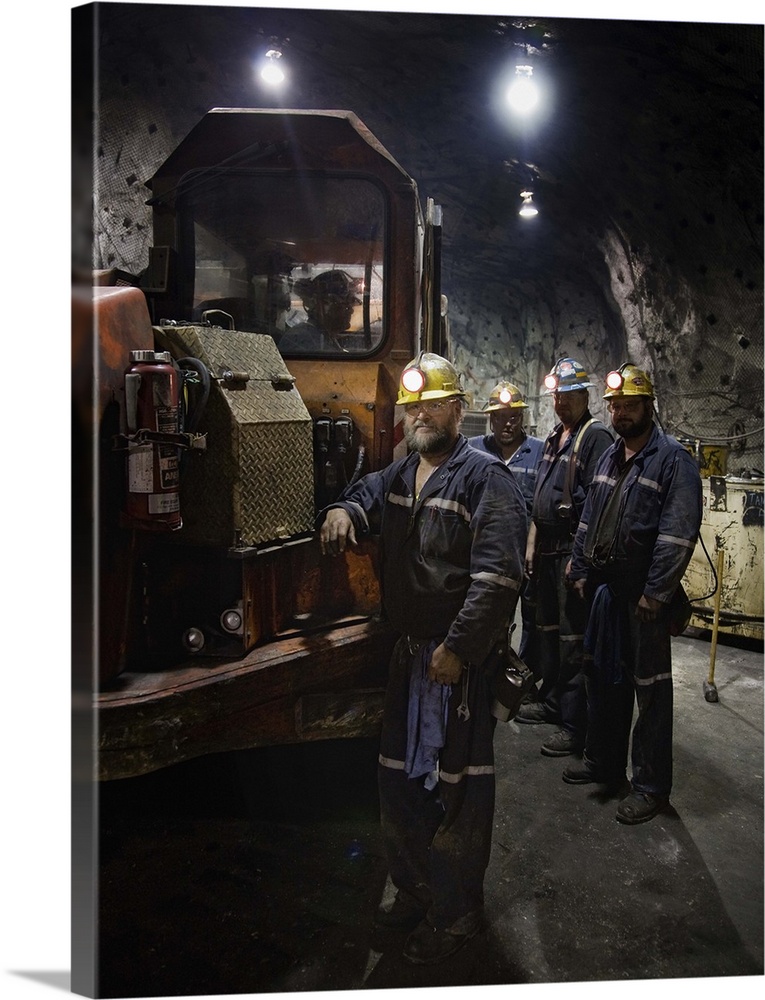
260, 46, 285, 85
519, 190, 538, 218
507, 65, 539, 114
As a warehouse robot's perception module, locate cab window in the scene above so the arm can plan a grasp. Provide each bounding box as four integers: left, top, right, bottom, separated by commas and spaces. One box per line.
179, 172, 386, 356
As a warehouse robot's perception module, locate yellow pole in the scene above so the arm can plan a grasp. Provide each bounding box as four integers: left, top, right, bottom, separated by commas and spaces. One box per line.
704, 547, 725, 702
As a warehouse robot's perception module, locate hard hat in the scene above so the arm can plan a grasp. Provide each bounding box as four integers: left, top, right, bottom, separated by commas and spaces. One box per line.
396, 351, 467, 405
294, 269, 361, 305
483, 380, 528, 411
603, 363, 655, 399
542, 358, 594, 394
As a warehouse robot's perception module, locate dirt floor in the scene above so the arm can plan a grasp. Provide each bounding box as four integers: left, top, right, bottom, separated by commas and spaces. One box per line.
94, 630, 763, 998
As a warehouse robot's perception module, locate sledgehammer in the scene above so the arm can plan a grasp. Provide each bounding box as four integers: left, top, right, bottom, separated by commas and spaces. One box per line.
704, 547, 725, 703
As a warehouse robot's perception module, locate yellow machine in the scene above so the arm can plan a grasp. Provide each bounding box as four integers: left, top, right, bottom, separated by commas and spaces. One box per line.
683, 474, 764, 643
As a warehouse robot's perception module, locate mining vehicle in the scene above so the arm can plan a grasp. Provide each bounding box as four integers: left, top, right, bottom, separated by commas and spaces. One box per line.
74, 108, 447, 781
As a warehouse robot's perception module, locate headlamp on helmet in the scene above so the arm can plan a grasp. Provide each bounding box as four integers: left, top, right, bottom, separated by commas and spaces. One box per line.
396, 351, 466, 405
542, 358, 594, 394
401, 366, 426, 394
483, 380, 528, 412
605, 370, 625, 391
602, 363, 655, 399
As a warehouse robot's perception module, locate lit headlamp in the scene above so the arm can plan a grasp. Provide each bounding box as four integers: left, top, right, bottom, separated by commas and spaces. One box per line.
498, 387, 513, 404
543, 358, 594, 395
401, 366, 426, 394
605, 370, 625, 391
397, 351, 465, 405
602, 362, 654, 399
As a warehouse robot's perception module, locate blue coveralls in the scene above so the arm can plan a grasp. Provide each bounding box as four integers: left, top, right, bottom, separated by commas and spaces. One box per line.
530, 413, 613, 738
468, 432, 545, 671
568, 425, 703, 795
320, 435, 527, 929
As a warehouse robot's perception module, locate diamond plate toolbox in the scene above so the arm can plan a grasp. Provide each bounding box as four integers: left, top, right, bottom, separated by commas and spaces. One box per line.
156, 325, 315, 547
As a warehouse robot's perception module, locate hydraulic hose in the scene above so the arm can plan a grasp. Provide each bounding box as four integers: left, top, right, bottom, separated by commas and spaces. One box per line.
177, 357, 211, 432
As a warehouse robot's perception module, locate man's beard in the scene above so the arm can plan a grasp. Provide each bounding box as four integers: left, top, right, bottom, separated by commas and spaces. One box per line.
404, 421, 456, 456
496, 425, 522, 447
613, 409, 653, 442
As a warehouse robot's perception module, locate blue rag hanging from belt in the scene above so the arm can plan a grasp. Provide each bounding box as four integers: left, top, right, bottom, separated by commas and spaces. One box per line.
584, 584, 625, 684
405, 638, 451, 786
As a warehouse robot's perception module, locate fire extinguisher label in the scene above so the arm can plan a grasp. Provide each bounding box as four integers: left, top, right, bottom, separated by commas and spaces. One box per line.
128, 446, 154, 493
148, 492, 181, 514
156, 406, 180, 489
159, 453, 180, 489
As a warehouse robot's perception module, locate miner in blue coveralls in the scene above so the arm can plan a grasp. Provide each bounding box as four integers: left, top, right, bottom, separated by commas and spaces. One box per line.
468, 380, 544, 675
515, 358, 613, 758
564, 363, 703, 824
318, 352, 527, 964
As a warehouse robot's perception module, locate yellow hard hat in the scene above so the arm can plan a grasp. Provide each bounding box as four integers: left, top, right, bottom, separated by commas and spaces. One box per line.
603, 363, 655, 399
396, 351, 467, 405
483, 380, 528, 411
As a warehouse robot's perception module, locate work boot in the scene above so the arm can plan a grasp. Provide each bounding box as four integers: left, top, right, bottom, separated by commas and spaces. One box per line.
515, 702, 560, 725
540, 728, 582, 757
403, 913, 481, 965
562, 763, 602, 784
563, 764, 629, 796
616, 791, 669, 825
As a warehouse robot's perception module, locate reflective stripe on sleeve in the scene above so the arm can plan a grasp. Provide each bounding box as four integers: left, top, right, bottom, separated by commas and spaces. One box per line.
657, 532, 696, 550
471, 571, 521, 590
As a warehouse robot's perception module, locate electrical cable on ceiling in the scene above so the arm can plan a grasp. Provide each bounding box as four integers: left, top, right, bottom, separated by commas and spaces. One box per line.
671, 426, 764, 442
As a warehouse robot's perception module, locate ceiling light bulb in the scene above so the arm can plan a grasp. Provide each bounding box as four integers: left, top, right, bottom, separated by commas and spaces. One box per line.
507, 65, 539, 114
261, 48, 285, 85
519, 191, 538, 218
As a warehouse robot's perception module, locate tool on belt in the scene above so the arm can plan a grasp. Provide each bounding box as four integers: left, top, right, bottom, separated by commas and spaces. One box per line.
490, 623, 536, 722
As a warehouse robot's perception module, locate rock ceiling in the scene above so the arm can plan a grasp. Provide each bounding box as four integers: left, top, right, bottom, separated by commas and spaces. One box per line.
83, 3, 763, 467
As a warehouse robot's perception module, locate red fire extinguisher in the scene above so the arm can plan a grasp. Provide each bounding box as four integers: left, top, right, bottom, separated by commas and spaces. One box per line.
123, 350, 182, 531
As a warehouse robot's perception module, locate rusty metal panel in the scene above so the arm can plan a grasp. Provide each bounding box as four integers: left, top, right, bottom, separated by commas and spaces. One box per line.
157, 325, 315, 547
75, 285, 157, 687
683, 476, 764, 641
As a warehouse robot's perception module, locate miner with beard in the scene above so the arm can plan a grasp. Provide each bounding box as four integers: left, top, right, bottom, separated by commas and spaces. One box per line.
319, 352, 527, 964
565, 363, 702, 825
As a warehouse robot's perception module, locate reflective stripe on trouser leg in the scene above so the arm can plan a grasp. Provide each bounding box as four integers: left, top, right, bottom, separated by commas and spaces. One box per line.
558, 583, 588, 737
535, 552, 588, 735
535, 552, 563, 707
582, 662, 634, 781
623, 609, 674, 797
378, 636, 497, 929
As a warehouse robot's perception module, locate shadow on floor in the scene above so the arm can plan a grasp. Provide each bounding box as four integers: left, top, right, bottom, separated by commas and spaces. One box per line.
96, 648, 763, 997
